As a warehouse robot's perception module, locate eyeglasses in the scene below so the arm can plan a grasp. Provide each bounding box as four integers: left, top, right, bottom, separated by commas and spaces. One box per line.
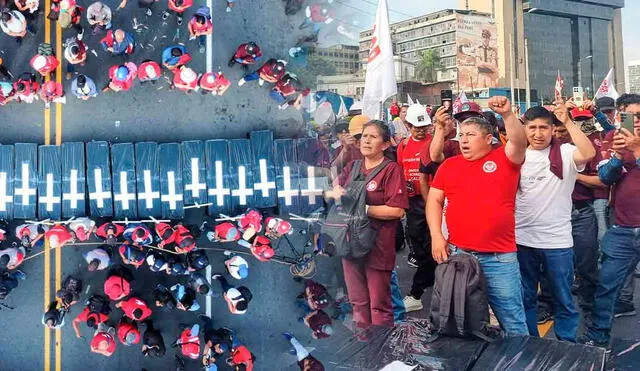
621, 112, 640, 119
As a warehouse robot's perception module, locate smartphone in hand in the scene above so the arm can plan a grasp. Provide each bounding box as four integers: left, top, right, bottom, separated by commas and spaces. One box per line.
572, 87, 584, 108
620, 112, 635, 132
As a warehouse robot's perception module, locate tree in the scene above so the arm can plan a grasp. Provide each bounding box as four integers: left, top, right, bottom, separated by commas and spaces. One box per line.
415, 49, 441, 83
291, 55, 337, 90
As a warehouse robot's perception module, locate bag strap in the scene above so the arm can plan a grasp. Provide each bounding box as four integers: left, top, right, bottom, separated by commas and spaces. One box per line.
363, 159, 391, 185
437, 262, 456, 333
453, 262, 469, 336
348, 160, 362, 185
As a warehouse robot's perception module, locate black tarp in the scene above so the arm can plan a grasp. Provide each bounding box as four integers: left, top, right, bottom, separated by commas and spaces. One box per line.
250, 130, 277, 208
228, 139, 254, 216
181, 140, 207, 206
37, 145, 62, 220
273, 139, 300, 216
86, 141, 113, 217
0, 145, 14, 220
158, 143, 184, 220
111, 143, 138, 219
13, 143, 37, 219
205, 139, 231, 217
61, 142, 86, 218
135, 142, 162, 218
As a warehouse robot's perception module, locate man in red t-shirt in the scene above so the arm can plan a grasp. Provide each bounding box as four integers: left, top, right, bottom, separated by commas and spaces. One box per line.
427, 96, 529, 336
91, 326, 117, 356
116, 297, 152, 321
396, 104, 436, 313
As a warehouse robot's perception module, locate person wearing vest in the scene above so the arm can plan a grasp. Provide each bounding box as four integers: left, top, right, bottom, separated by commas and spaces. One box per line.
229, 42, 262, 69
116, 296, 152, 321
516, 103, 596, 342
162, 0, 193, 26
396, 104, 436, 313
104, 62, 137, 93
187, 5, 212, 53
137, 60, 162, 84
199, 71, 231, 96
582, 94, 640, 349
327, 120, 408, 330
90, 324, 117, 356
100, 29, 134, 56
238, 58, 286, 87
428, 96, 529, 336
116, 317, 141, 345
96, 222, 124, 245
63, 37, 87, 79
123, 223, 152, 246
72, 296, 110, 338
172, 66, 198, 94
39, 81, 65, 109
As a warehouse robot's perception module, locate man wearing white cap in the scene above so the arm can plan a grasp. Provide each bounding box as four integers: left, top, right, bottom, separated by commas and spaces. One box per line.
225, 255, 249, 280
172, 66, 198, 93
137, 60, 162, 85
397, 104, 436, 313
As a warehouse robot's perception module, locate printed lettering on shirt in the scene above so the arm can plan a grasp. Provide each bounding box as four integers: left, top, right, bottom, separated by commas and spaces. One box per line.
366, 181, 377, 192
482, 160, 497, 173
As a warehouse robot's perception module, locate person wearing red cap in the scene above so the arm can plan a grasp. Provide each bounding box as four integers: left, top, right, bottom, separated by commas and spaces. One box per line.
15, 223, 47, 251
13, 72, 40, 103
45, 224, 74, 249
30, 53, 59, 80
227, 344, 255, 371
198, 71, 230, 96
248, 235, 274, 262
104, 62, 137, 93
188, 5, 212, 53
207, 221, 240, 242
238, 209, 262, 240
238, 58, 287, 87
103, 268, 132, 300
90, 325, 117, 356
137, 60, 162, 85
229, 42, 262, 69
162, 0, 192, 25
171, 66, 198, 94
116, 297, 152, 321
173, 224, 196, 253
96, 222, 125, 245
117, 317, 141, 346
123, 223, 152, 246
68, 217, 95, 242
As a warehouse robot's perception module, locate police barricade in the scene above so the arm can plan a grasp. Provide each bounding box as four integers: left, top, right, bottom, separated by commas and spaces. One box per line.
86, 141, 114, 217
61, 142, 86, 218
296, 138, 327, 215
181, 140, 207, 206
37, 145, 62, 220
250, 130, 277, 209
228, 139, 254, 216
205, 139, 231, 217
111, 143, 138, 219
273, 139, 300, 215
0, 145, 14, 219
135, 142, 162, 218
13, 143, 38, 220
158, 143, 184, 220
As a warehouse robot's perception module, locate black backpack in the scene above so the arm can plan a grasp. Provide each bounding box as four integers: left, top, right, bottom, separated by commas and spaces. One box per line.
428, 253, 493, 341
86, 295, 111, 316
320, 159, 390, 259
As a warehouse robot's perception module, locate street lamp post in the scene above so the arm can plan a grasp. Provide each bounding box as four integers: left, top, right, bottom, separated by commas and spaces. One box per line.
577, 55, 592, 88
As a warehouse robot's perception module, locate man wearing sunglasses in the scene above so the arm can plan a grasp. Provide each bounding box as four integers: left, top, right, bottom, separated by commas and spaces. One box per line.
582, 94, 640, 350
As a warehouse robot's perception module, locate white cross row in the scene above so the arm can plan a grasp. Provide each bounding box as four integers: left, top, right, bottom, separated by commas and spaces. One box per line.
14, 163, 36, 206
63, 169, 84, 210
185, 157, 206, 199
114, 171, 136, 211
208, 160, 230, 206
277, 166, 298, 206
300, 166, 324, 205
89, 168, 111, 209
253, 159, 276, 198
161, 171, 183, 210
39, 173, 60, 212
0, 172, 14, 212
139, 170, 160, 209
231, 165, 253, 205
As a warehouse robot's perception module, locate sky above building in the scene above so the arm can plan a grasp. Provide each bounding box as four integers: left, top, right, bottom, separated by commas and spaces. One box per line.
354, 0, 639, 67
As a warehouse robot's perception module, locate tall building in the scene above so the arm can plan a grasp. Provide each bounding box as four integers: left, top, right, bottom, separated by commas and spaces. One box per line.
461, 0, 625, 102
629, 61, 640, 94
309, 45, 360, 75
359, 9, 496, 92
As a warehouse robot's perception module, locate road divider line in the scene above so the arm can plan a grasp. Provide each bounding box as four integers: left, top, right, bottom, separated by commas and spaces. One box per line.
55, 231, 62, 371
43, 0, 51, 145
206, 0, 212, 73
44, 239, 51, 371
55, 22, 63, 146
206, 265, 212, 317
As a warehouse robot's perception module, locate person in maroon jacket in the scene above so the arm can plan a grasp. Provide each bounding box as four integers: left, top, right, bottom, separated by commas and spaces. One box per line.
238, 58, 286, 87
325, 120, 409, 330
228, 41, 262, 69
96, 222, 125, 246
270, 73, 310, 110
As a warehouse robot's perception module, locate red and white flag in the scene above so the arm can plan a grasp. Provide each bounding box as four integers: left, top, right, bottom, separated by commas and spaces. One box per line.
594, 68, 619, 100
452, 91, 469, 116
554, 70, 564, 101
362, 0, 397, 119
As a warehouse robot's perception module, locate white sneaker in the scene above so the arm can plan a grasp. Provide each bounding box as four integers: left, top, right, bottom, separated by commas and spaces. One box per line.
238, 78, 246, 86
403, 295, 423, 313
258, 79, 264, 86
226, 6, 231, 12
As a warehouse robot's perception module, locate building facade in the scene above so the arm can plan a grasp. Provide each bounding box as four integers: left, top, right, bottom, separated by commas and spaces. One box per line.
462, 0, 625, 102
629, 61, 640, 94
309, 44, 360, 75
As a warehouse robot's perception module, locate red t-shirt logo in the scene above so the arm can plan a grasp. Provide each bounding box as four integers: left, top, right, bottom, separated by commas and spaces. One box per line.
483, 161, 497, 173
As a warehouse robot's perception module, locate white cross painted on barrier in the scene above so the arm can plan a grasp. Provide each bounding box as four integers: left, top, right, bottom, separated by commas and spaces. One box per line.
277, 166, 298, 206
161, 171, 183, 210
300, 166, 323, 205
208, 160, 230, 206
185, 157, 206, 198
14, 163, 36, 206
62, 169, 84, 210
0, 172, 13, 212
139, 170, 160, 209
89, 168, 111, 209
39, 173, 60, 212
253, 159, 276, 198
114, 171, 136, 211
231, 165, 253, 205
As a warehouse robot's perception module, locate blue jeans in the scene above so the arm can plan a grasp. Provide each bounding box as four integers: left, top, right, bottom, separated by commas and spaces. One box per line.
390, 270, 405, 323
243, 71, 259, 82
198, 35, 206, 48
571, 203, 599, 314
593, 198, 609, 243
269, 89, 286, 105
449, 245, 528, 336
518, 245, 579, 342
586, 225, 640, 344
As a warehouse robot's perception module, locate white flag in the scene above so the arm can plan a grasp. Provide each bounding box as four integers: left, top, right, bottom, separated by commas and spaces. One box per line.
407, 94, 414, 105
594, 68, 619, 100
337, 96, 348, 117
362, 0, 397, 119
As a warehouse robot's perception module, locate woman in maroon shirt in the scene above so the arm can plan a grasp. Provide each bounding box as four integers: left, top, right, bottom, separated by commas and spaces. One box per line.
327, 121, 409, 329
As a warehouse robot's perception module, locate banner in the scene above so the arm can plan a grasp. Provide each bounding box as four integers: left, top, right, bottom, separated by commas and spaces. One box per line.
456, 13, 499, 91
362, 0, 397, 119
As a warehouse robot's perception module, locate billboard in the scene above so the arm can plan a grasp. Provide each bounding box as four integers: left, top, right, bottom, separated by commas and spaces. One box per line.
456, 14, 499, 91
